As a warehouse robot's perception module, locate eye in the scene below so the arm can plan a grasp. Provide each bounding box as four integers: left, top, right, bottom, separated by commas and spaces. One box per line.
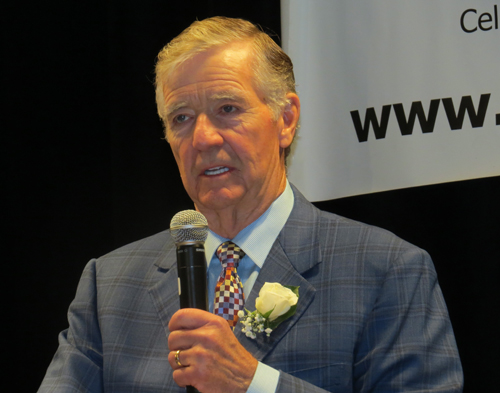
174, 114, 190, 124
221, 105, 237, 114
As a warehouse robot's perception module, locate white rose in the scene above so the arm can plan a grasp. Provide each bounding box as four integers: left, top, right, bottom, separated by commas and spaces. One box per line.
255, 282, 298, 321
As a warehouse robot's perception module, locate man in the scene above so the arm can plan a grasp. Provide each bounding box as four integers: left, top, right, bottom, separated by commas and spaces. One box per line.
39, 17, 463, 392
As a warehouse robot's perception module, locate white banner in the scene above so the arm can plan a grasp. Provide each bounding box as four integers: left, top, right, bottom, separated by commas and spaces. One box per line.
282, 0, 500, 201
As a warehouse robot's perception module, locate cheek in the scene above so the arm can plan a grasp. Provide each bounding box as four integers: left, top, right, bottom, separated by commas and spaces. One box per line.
234, 122, 279, 155
170, 136, 189, 159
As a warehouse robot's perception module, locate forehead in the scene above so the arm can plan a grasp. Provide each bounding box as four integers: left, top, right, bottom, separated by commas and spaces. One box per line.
163, 42, 260, 105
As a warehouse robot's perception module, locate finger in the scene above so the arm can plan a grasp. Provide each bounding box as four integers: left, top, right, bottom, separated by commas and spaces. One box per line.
168, 329, 192, 351
168, 349, 190, 370
168, 308, 216, 332
168, 314, 233, 353
169, 347, 211, 391
170, 343, 257, 393
168, 321, 218, 352
168, 347, 204, 385
172, 363, 198, 390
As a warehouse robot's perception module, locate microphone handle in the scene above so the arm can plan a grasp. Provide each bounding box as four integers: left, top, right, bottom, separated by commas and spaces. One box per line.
176, 244, 208, 310
176, 244, 207, 393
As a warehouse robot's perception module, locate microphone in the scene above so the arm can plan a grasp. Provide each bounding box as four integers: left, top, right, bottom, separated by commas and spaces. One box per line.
170, 209, 209, 310
170, 210, 209, 393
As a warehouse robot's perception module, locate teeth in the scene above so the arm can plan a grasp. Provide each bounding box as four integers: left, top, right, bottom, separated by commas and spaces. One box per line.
205, 166, 229, 176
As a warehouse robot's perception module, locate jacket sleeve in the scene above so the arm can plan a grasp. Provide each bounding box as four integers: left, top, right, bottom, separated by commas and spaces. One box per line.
351, 248, 463, 392
276, 373, 331, 393
38, 260, 104, 393
275, 247, 463, 393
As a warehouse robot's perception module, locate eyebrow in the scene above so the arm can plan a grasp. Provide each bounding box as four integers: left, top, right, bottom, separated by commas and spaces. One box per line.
209, 90, 245, 102
165, 89, 249, 119
165, 101, 188, 119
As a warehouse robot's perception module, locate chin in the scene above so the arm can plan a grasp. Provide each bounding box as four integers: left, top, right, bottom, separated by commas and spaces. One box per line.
196, 187, 244, 211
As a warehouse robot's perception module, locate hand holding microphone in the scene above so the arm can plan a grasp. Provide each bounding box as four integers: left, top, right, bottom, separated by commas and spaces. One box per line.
170, 210, 208, 393
168, 210, 258, 393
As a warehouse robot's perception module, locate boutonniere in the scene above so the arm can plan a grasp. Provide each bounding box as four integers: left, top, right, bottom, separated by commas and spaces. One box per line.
239, 282, 299, 339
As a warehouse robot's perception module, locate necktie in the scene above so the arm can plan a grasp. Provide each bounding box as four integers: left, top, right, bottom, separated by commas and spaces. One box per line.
213, 241, 246, 328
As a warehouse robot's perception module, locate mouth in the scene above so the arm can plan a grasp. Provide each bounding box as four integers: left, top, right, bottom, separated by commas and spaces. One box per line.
204, 166, 230, 176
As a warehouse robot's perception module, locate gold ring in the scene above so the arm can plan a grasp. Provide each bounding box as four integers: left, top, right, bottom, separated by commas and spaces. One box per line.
174, 349, 184, 367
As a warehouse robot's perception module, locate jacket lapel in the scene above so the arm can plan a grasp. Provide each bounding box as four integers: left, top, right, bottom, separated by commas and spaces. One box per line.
234, 241, 318, 361
234, 186, 323, 361
148, 242, 179, 336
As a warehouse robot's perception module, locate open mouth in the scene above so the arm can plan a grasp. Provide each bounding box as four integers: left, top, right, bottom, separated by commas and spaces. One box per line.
204, 166, 230, 176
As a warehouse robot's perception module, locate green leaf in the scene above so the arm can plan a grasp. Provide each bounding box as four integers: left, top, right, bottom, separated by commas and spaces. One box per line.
267, 304, 297, 329
283, 285, 299, 298
261, 307, 275, 320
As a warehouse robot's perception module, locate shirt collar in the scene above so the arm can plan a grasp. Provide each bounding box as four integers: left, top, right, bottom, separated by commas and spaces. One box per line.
205, 180, 294, 267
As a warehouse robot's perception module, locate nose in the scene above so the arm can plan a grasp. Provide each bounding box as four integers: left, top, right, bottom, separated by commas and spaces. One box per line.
192, 113, 224, 151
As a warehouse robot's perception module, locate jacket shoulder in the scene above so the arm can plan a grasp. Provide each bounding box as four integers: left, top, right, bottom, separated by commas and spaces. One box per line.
94, 230, 176, 278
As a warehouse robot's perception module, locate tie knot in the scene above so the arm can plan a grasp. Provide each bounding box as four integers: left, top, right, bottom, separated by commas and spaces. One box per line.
216, 241, 245, 268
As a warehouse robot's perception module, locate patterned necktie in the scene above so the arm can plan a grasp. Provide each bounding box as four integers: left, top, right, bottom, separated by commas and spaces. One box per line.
213, 241, 246, 328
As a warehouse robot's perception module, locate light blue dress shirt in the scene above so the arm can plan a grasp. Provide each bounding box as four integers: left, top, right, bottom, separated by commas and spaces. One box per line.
204, 180, 294, 393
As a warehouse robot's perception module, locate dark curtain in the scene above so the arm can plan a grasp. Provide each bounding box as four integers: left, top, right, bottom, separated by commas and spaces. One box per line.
2, 1, 497, 391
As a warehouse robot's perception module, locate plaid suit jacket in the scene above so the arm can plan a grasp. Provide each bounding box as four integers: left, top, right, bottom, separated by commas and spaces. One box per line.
39, 186, 463, 392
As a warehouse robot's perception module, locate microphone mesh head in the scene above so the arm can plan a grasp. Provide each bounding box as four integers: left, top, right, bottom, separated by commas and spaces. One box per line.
170, 210, 208, 244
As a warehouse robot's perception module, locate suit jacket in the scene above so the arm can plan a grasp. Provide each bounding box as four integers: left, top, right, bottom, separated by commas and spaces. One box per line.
39, 186, 463, 392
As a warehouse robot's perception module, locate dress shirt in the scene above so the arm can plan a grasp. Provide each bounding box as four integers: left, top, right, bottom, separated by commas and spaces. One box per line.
204, 180, 294, 393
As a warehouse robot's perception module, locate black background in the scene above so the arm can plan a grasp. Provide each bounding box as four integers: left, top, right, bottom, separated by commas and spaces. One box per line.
3, 1, 498, 391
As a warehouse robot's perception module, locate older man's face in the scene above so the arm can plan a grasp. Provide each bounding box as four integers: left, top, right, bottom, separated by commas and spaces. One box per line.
162, 42, 295, 216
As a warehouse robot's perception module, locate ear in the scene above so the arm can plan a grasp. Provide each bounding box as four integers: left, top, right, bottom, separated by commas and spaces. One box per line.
279, 93, 300, 149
